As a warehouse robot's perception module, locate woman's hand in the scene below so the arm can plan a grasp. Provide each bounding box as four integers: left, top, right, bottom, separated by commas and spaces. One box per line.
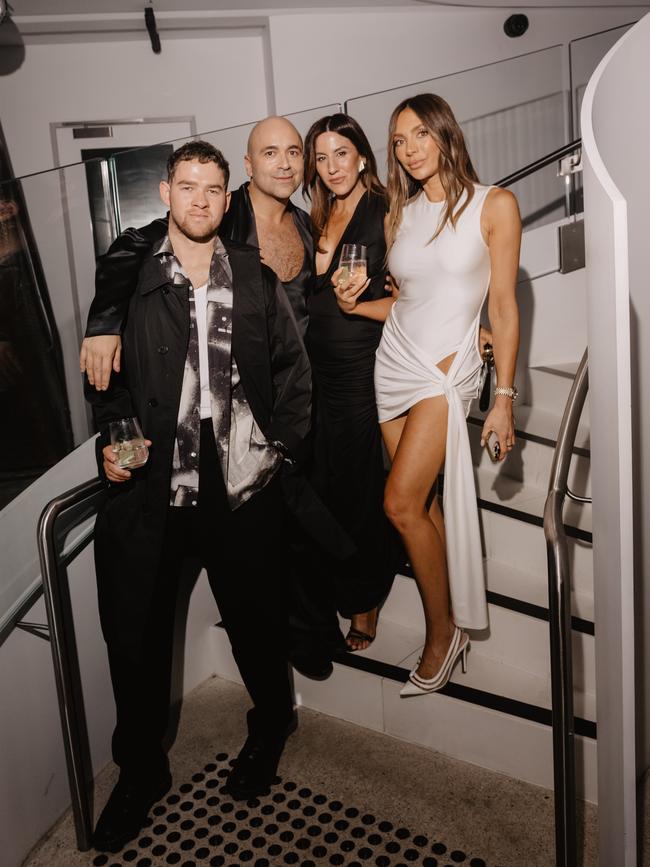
480, 400, 515, 462
81, 335, 122, 391
332, 266, 370, 314
385, 273, 400, 299
479, 326, 493, 357
102, 440, 152, 483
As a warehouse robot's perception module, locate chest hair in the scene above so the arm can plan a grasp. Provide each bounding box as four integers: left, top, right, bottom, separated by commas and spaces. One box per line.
256, 219, 304, 282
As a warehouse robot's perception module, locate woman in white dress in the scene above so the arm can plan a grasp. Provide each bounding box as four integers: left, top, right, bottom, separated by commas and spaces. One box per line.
374, 93, 521, 696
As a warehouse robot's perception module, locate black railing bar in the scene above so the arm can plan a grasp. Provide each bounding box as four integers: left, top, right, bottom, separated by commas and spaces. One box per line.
15, 621, 51, 641
543, 348, 589, 867
496, 139, 582, 190
0, 581, 44, 648
566, 488, 592, 505
37, 477, 106, 853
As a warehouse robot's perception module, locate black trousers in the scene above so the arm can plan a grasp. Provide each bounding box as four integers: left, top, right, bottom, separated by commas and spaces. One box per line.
107, 420, 294, 779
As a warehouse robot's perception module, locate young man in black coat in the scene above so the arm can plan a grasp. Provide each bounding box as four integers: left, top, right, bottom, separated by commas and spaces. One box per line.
86, 140, 311, 852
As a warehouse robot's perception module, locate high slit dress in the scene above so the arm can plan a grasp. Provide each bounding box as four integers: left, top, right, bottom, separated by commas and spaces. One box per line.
374, 184, 494, 630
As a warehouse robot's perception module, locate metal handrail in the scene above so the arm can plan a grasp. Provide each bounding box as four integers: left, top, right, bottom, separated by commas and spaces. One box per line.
37, 477, 106, 852
496, 139, 582, 189
543, 348, 590, 867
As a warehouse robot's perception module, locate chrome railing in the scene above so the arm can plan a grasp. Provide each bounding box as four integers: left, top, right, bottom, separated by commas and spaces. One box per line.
496, 138, 582, 189
37, 478, 106, 851
543, 349, 591, 867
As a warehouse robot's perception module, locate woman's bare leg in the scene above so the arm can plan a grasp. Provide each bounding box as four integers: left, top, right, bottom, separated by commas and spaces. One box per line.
381, 396, 455, 679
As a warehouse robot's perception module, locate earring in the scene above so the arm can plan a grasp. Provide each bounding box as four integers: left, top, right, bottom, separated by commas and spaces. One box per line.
359, 160, 366, 172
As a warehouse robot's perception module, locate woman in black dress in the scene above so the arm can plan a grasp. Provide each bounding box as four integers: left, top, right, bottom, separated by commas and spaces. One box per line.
301, 113, 399, 651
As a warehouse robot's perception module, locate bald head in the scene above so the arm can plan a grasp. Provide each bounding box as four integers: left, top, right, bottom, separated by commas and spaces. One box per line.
244, 115, 304, 202
247, 115, 302, 156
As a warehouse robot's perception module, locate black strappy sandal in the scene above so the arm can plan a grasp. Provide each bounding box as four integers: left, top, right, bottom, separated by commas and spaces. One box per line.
345, 627, 376, 652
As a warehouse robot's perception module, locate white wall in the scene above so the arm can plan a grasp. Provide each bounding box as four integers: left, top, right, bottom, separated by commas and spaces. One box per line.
581, 10, 650, 864
268, 5, 644, 114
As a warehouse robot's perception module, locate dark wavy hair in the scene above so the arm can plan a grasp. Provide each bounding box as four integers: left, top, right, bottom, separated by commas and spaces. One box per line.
166, 140, 230, 188
303, 113, 385, 243
386, 93, 478, 250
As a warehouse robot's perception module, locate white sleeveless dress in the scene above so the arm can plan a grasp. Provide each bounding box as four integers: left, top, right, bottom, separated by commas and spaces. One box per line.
375, 184, 493, 630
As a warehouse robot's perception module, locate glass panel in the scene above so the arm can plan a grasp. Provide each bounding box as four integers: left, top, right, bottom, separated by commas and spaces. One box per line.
346, 47, 569, 230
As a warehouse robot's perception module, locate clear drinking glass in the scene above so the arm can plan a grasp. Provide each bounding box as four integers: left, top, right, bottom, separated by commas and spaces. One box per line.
109, 417, 149, 469
338, 243, 368, 284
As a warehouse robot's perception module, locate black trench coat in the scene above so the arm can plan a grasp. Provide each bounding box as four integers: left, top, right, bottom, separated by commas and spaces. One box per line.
85, 237, 311, 652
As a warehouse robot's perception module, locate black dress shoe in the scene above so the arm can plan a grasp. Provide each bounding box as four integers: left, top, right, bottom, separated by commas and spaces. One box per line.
92, 769, 172, 852
289, 644, 333, 679
225, 714, 298, 800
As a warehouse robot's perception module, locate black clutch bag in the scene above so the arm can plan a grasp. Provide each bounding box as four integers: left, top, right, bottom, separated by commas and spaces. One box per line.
479, 343, 494, 412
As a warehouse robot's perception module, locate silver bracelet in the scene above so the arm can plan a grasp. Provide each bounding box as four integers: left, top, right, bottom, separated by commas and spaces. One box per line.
494, 386, 518, 401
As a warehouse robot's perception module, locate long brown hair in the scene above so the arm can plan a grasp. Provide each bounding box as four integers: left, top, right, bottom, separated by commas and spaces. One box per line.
385, 93, 479, 250
303, 113, 385, 244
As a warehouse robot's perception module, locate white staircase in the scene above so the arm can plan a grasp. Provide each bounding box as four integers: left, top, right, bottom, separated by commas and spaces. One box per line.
210, 215, 597, 802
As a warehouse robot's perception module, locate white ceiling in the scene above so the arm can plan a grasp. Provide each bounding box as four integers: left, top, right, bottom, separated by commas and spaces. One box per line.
10, 0, 649, 15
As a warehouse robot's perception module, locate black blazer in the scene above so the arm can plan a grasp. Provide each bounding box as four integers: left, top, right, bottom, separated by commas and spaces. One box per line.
86, 237, 311, 648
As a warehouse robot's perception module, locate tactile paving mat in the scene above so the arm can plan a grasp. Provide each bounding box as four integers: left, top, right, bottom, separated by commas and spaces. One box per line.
90, 752, 492, 867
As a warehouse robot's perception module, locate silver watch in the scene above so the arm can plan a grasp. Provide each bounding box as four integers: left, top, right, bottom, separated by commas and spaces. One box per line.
494, 386, 518, 401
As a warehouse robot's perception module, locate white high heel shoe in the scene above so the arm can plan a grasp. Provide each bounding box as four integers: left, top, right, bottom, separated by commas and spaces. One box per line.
400, 626, 469, 697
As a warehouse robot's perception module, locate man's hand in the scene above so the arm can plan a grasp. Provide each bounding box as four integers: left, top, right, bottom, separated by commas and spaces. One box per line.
102, 440, 151, 483
80, 335, 122, 391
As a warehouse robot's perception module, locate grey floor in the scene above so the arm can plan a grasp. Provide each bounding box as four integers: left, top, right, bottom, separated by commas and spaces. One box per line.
23, 676, 599, 867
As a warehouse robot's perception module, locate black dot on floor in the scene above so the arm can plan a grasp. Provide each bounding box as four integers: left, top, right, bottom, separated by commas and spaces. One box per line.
303, 805, 316, 816
222, 821, 236, 833
207, 815, 221, 826
195, 849, 209, 859
284, 853, 299, 864
209, 857, 224, 867
252, 836, 266, 848
345, 807, 360, 818
268, 844, 282, 856
123, 849, 138, 861
247, 797, 261, 808
264, 823, 278, 835
138, 835, 153, 848
396, 827, 411, 839
386, 841, 401, 854
196, 827, 209, 839
216, 769, 229, 779
378, 821, 393, 833
404, 849, 420, 861
237, 829, 251, 840
209, 834, 223, 847
168, 812, 181, 823
298, 787, 312, 797
307, 824, 322, 837
261, 804, 275, 815
358, 848, 373, 861
153, 805, 166, 816
450, 853, 466, 863
152, 844, 166, 856
301, 862, 316, 867
277, 811, 290, 822
272, 792, 286, 803
168, 794, 181, 805
287, 799, 301, 810
367, 834, 382, 845
206, 780, 219, 790
180, 819, 195, 831
93, 856, 108, 866
250, 816, 263, 828
375, 857, 390, 867
329, 800, 343, 811
469, 860, 486, 867
254, 860, 269, 867
362, 814, 375, 826
223, 841, 238, 854
215, 752, 228, 761
295, 837, 311, 850
318, 812, 333, 824
340, 840, 355, 852
167, 831, 181, 843
334, 819, 349, 831
291, 817, 305, 830
137, 859, 152, 867
240, 851, 253, 862
312, 845, 327, 858
413, 835, 428, 847
423, 859, 439, 867
279, 830, 294, 842
180, 783, 193, 793
324, 831, 338, 844
314, 794, 327, 804
432, 843, 447, 855
221, 802, 234, 813
166, 854, 181, 864
351, 826, 366, 838
180, 839, 195, 851
330, 855, 344, 866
